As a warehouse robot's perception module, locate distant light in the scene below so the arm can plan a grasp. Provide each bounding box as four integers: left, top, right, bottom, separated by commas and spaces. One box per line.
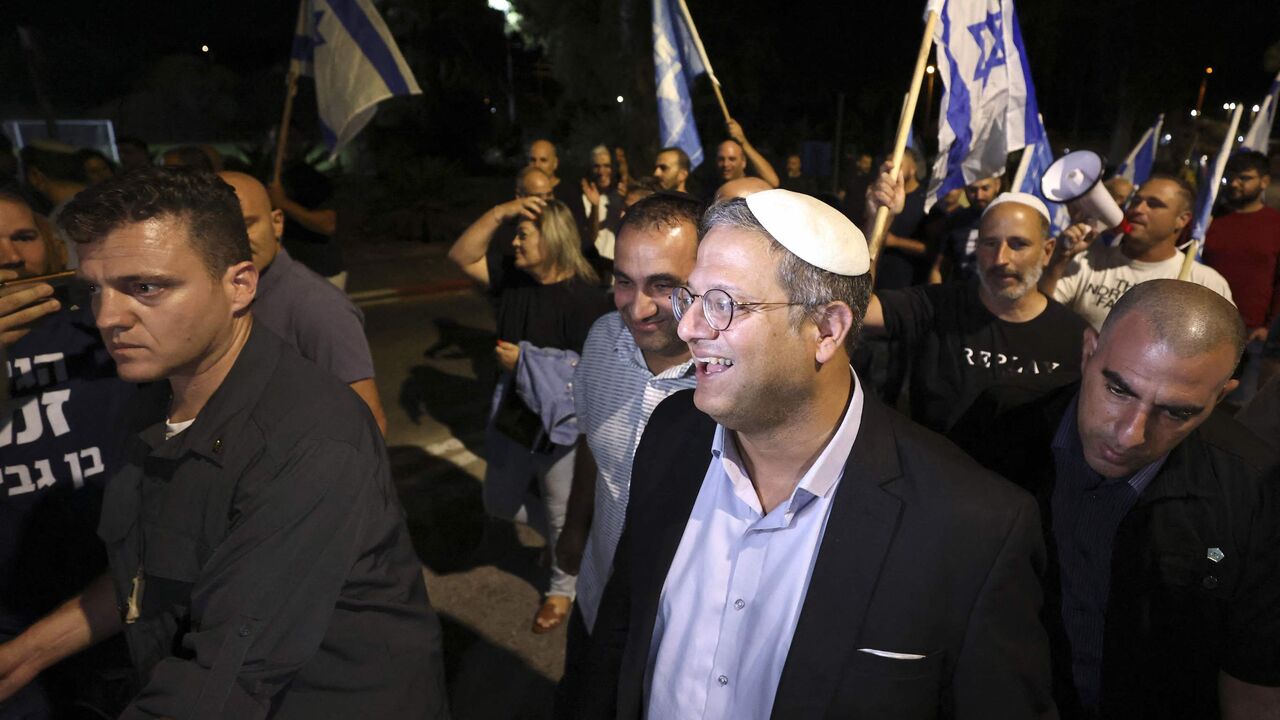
926, 65, 936, 75
1190, 109, 1199, 117
616, 95, 624, 103
1063, 147, 1071, 154
1238, 135, 1245, 142
1223, 103, 1231, 110
1222, 176, 1229, 185
1205, 67, 1214, 75
1229, 102, 1237, 110
1161, 133, 1173, 144
487, 0, 512, 10
490, 107, 498, 114
201, 45, 209, 53
1253, 104, 1262, 113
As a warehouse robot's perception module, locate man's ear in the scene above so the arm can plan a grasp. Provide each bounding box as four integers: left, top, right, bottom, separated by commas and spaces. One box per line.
270, 208, 285, 242
814, 301, 855, 365
1216, 378, 1240, 405
225, 260, 259, 315
1041, 236, 1057, 267
1081, 327, 1099, 372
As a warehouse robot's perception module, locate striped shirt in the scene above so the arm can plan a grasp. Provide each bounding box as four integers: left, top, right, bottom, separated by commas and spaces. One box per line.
573, 312, 696, 631
1050, 396, 1166, 712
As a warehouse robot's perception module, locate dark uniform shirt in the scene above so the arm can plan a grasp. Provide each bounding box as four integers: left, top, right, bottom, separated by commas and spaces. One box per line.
98, 324, 447, 719
964, 385, 1280, 719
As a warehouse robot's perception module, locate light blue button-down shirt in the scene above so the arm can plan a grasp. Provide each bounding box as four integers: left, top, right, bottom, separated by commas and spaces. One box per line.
644, 371, 865, 720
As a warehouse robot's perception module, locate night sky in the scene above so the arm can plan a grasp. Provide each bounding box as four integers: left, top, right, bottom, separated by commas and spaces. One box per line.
3, 0, 1278, 156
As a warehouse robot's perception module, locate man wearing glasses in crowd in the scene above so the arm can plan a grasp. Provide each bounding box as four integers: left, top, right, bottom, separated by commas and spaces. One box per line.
572, 189, 1053, 719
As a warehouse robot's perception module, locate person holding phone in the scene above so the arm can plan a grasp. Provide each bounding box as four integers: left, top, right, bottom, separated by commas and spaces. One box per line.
0, 190, 137, 717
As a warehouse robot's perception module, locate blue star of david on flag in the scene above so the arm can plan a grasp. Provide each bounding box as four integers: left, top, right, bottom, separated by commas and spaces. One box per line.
967, 11, 1006, 87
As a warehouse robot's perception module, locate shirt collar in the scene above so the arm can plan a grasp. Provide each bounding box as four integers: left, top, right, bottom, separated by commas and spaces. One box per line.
612, 314, 695, 380
711, 367, 864, 513
144, 321, 281, 466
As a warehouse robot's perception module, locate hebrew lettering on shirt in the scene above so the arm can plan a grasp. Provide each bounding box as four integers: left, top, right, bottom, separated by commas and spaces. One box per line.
3, 447, 105, 495
5, 352, 67, 393
0, 389, 73, 447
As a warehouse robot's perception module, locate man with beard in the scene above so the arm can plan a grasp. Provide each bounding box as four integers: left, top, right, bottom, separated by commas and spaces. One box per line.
961, 280, 1280, 719
0, 190, 136, 718
553, 193, 702, 714
864, 192, 1089, 435
1043, 174, 1233, 329
652, 147, 691, 193
713, 119, 780, 195
929, 174, 1003, 283
1202, 151, 1280, 401
575, 189, 1053, 719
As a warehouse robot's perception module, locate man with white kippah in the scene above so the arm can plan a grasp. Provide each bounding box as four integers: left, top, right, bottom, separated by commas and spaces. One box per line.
572, 189, 1055, 719
864, 188, 1091, 437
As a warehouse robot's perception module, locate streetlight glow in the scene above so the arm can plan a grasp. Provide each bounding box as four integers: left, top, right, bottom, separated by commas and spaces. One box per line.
201, 45, 209, 53
926, 65, 936, 75
616, 95, 624, 103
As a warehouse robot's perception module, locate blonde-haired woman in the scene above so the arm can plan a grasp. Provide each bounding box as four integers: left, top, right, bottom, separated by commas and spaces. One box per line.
450, 196, 610, 632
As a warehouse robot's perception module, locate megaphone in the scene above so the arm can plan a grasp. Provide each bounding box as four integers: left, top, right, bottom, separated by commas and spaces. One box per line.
1040, 150, 1126, 234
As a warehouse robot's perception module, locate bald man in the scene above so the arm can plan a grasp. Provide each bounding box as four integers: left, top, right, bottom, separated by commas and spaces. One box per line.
964, 280, 1280, 719
864, 188, 1090, 435
712, 176, 774, 203
713, 118, 780, 192
218, 171, 387, 434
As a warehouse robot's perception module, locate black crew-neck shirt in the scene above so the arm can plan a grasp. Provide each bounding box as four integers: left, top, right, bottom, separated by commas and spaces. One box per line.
488, 254, 610, 352
878, 279, 1089, 433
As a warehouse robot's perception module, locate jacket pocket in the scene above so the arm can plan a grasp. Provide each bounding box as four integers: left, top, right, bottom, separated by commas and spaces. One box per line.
830, 649, 945, 718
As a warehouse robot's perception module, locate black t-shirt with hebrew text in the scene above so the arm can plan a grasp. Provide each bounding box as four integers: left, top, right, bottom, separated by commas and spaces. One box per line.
878, 279, 1088, 434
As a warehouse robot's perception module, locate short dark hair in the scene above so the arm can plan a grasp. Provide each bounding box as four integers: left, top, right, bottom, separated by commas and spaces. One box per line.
1226, 150, 1269, 178
76, 147, 114, 168
657, 146, 691, 172
162, 145, 215, 173
20, 144, 87, 184
1144, 172, 1195, 213
620, 191, 704, 236
58, 167, 250, 277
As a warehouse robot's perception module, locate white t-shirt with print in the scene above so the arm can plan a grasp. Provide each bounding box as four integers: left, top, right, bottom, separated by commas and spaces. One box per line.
1053, 243, 1235, 329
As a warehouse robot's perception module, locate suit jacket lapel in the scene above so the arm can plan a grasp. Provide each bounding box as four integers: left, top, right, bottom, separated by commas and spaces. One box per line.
771, 396, 905, 718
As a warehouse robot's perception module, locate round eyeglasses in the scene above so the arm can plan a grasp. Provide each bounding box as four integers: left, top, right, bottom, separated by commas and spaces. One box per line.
670, 286, 805, 332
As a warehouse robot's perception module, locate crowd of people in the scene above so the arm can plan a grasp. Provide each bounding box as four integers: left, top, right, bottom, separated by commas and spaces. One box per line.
0, 112, 1277, 720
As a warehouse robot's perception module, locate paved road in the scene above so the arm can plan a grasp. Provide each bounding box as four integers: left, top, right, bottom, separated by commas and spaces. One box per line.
360, 283, 569, 720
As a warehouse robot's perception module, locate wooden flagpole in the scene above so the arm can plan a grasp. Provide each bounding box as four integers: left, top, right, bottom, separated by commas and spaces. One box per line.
675, 0, 731, 125
867, 10, 939, 269
272, 71, 299, 185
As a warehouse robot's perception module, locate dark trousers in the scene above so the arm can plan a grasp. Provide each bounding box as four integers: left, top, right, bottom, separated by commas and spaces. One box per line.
553, 603, 592, 719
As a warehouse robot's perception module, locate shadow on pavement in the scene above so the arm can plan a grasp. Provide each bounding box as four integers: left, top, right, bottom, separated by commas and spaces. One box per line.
439, 611, 556, 720
389, 445, 546, 590
399, 318, 497, 457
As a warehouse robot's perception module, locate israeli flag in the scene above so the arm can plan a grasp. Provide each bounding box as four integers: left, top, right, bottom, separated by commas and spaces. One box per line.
291, 0, 422, 157
1190, 105, 1244, 244
1013, 116, 1071, 235
1115, 114, 1164, 187
653, 0, 708, 169
1241, 71, 1280, 154
925, 0, 1040, 211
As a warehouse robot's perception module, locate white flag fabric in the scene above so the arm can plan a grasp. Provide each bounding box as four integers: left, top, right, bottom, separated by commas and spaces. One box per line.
1115, 114, 1164, 187
291, 0, 422, 157
1241, 71, 1280, 154
925, 0, 1040, 211
1190, 105, 1244, 243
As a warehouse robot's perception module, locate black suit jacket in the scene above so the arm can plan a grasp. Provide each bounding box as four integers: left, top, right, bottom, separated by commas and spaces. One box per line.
578, 390, 1056, 719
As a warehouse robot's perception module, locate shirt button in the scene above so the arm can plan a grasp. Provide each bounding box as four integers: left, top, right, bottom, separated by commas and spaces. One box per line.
734, 599, 745, 610
1202, 575, 1219, 590
717, 675, 729, 687
238, 625, 251, 637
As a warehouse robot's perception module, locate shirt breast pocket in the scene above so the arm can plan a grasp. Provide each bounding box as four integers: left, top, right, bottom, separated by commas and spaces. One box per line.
831, 649, 945, 719
139, 525, 206, 619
